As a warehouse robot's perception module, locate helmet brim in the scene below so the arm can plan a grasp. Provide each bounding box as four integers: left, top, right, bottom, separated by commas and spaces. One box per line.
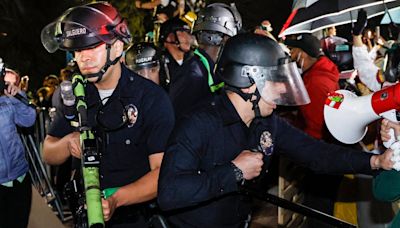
41, 20, 116, 52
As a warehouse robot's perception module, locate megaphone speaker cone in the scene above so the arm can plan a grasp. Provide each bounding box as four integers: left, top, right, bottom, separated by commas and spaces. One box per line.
324, 90, 380, 144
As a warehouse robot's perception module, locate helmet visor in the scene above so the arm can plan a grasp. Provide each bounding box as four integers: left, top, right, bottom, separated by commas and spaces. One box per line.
248, 61, 310, 106
42, 20, 115, 53
133, 61, 160, 71
41, 20, 64, 53
134, 65, 160, 84
41, 5, 118, 53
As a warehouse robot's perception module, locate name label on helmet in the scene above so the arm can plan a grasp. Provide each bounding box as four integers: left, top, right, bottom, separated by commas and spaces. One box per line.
66, 28, 87, 37
136, 57, 153, 64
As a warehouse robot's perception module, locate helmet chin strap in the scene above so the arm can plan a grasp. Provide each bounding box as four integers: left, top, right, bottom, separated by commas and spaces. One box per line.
225, 85, 262, 118
171, 31, 191, 53
251, 89, 262, 118
85, 44, 122, 83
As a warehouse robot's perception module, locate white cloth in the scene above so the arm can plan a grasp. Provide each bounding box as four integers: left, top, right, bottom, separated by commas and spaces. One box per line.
98, 88, 114, 104
390, 141, 400, 171
352, 45, 381, 92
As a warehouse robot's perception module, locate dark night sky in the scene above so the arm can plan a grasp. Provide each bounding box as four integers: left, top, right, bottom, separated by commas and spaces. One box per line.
0, 0, 76, 89
1, 0, 393, 90
11, 0, 389, 91
0, 0, 294, 90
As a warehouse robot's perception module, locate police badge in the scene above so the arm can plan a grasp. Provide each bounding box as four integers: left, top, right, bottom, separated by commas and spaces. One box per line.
125, 104, 139, 127
259, 131, 273, 156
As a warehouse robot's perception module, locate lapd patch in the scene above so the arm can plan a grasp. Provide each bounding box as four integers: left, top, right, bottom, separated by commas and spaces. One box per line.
260, 131, 273, 155
125, 104, 138, 127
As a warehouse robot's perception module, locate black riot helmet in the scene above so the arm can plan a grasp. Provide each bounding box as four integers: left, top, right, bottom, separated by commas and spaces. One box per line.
159, 17, 191, 45
216, 33, 310, 106
193, 3, 242, 37
193, 3, 242, 46
125, 42, 161, 71
41, 2, 131, 53
41, 2, 132, 82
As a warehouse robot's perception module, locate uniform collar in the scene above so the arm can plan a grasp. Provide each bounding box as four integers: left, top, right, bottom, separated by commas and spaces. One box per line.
105, 64, 133, 99
165, 50, 194, 65
119, 64, 134, 88
86, 64, 133, 106
218, 91, 243, 126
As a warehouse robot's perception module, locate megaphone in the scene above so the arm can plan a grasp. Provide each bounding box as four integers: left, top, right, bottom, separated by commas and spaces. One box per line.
324, 83, 400, 144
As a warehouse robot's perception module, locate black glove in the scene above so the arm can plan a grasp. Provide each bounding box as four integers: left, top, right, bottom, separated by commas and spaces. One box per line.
352, 9, 367, 36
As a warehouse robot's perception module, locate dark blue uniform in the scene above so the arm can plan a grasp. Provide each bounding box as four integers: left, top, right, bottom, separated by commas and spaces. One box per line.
158, 92, 374, 228
48, 64, 175, 226
165, 51, 213, 119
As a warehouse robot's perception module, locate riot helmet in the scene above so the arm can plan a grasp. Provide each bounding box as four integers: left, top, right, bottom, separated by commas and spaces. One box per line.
41, 2, 132, 82
125, 42, 161, 71
125, 42, 162, 84
41, 2, 131, 53
216, 33, 310, 106
193, 3, 242, 37
159, 17, 191, 45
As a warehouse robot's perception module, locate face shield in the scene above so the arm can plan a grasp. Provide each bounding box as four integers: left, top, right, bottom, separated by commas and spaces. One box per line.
134, 64, 161, 84
41, 6, 119, 53
243, 60, 310, 106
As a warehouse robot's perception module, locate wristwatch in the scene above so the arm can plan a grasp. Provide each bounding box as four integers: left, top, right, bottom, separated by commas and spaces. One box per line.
231, 162, 244, 182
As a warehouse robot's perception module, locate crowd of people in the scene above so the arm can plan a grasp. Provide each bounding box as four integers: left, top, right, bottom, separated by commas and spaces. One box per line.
1, 1, 400, 228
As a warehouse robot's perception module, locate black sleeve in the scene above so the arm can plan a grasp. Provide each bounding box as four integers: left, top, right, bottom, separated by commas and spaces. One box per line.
158, 114, 238, 211
47, 98, 75, 138
273, 115, 373, 175
144, 88, 175, 155
169, 60, 210, 118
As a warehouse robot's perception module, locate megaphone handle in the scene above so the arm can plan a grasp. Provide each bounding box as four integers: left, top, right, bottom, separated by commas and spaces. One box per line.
381, 110, 399, 148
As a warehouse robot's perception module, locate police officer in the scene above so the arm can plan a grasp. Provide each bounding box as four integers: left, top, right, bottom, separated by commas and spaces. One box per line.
159, 17, 211, 119
41, 2, 175, 227
158, 33, 394, 227
191, 3, 242, 95
125, 42, 162, 85
193, 3, 242, 62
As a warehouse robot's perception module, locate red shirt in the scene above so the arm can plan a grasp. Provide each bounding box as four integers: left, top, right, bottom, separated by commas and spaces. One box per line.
298, 56, 339, 139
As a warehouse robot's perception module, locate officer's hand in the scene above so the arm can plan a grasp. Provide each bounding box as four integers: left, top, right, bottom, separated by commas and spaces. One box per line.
232, 150, 264, 180
67, 132, 81, 159
381, 119, 400, 142
371, 149, 394, 170
4, 83, 21, 97
102, 197, 117, 221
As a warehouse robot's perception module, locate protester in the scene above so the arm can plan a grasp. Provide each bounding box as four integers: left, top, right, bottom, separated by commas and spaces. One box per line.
0, 65, 36, 228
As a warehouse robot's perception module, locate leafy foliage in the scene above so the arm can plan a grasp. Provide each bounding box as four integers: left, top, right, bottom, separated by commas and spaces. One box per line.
110, 0, 146, 43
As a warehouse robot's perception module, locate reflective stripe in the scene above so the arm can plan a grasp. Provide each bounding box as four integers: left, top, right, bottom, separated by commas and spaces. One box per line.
193, 49, 224, 93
